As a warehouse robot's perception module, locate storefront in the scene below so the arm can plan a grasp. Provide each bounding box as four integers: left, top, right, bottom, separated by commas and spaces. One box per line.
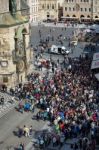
61, 16, 79, 23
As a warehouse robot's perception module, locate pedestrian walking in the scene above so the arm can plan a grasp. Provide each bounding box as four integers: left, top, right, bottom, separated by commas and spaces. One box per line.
74, 143, 78, 150
29, 125, 33, 136
19, 143, 24, 150
52, 136, 57, 147
0, 97, 4, 107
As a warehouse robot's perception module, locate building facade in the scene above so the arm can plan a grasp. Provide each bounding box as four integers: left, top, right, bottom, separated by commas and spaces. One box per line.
93, 0, 99, 20
62, 0, 99, 22
0, 0, 32, 88
39, 0, 57, 21
28, 0, 40, 22
39, 0, 58, 21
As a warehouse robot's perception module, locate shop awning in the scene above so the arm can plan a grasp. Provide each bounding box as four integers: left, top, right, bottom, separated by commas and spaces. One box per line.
81, 18, 91, 20
95, 73, 99, 81
91, 60, 99, 69
93, 52, 99, 61
61, 16, 78, 19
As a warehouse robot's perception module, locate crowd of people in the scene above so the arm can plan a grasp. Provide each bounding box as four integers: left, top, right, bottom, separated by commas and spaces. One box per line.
10, 54, 99, 150
3, 25, 99, 150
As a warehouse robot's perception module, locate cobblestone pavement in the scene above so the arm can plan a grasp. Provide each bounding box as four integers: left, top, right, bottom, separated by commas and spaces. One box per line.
25, 121, 74, 150
0, 65, 48, 120
31, 22, 87, 29
0, 92, 17, 119
26, 122, 87, 150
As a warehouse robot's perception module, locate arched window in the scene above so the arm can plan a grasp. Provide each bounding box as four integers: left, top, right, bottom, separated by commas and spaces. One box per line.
87, 15, 90, 18
95, 16, 98, 18
67, 14, 70, 17
72, 15, 76, 17
80, 15, 84, 18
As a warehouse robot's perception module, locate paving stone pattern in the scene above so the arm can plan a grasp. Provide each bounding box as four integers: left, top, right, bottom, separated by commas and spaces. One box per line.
0, 92, 17, 118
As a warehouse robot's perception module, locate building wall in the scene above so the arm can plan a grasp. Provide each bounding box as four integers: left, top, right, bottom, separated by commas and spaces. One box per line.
24, 0, 99, 22
63, 0, 93, 20
0, 0, 9, 13
0, 22, 31, 87
0, 0, 31, 88
62, 0, 99, 21
0, 28, 17, 87
0, 0, 21, 13
93, 0, 99, 20
28, 0, 40, 22
39, 0, 58, 21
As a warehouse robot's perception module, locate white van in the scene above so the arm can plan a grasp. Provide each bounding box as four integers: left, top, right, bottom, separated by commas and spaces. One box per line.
49, 45, 70, 55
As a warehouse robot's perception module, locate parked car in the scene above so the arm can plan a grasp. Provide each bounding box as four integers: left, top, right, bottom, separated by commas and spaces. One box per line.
48, 45, 71, 55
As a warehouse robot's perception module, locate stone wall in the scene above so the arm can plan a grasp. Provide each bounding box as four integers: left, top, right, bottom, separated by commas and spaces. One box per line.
0, 23, 31, 87
0, 0, 9, 13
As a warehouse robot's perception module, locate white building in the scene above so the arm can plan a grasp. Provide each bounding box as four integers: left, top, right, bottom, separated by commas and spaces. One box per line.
28, 0, 40, 23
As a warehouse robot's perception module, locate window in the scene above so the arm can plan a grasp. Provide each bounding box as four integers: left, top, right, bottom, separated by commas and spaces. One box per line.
3, 77, 8, 83
89, 8, 91, 12
85, 8, 87, 11
65, 7, 67, 11
42, 4, 44, 9
67, 14, 70, 17
72, 15, 76, 17
87, 15, 90, 18
80, 15, 84, 18
69, 7, 71, 11
81, 8, 83, 11
73, 8, 75, 11
47, 4, 49, 9
52, 4, 54, 9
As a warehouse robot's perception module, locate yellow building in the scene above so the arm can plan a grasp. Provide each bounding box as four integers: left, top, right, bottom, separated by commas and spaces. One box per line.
62, 0, 99, 22
0, 0, 32, 88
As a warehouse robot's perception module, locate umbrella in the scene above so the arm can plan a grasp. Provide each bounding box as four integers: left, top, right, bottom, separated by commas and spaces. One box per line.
24, 103, 31, 110
59, 112, 65, 120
